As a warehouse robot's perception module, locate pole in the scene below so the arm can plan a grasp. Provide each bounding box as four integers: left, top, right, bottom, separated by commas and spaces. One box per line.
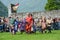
8, 4, 11, 17
8, 0, 12, 17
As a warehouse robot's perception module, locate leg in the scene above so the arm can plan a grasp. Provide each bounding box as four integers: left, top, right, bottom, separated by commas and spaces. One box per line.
20, 30, 24, 34
49, 27, 51, 33
41, 29, 43, 33
47, 27, 51, 33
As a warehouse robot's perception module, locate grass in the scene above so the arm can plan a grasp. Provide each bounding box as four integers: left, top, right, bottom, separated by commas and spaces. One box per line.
0, 30, 60, 40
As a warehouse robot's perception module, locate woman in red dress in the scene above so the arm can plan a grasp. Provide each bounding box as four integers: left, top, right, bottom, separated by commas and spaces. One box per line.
25, 13, 33, 33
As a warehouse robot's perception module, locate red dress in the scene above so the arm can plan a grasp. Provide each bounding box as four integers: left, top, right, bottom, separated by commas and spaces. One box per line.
25, 16, 33, 32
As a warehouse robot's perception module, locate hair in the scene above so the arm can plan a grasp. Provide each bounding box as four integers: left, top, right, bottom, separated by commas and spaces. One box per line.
27, 13, 33, 17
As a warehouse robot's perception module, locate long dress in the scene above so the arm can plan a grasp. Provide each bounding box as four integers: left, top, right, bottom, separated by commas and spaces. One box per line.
25, 16, 33, 32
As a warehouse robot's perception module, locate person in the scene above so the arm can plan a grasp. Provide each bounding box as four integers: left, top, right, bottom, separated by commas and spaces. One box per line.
0, 18, 3, 32
53, 18, 59, 30
41, 16, 47, 33
58, 18, 60, 29
46, 17, 53, 33
19, 18, 26, 34
13, 19, 18, 34
3, 17, 9, 32
31, 19, 36, 33
9, 16, 15, 34
36, 18, 42, 32
3, 17, 6, 32
18, 18, 21, 32
25, 13, 33, 34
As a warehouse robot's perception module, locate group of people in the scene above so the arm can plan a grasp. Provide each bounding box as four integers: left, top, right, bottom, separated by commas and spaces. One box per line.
0, 13, 60, 34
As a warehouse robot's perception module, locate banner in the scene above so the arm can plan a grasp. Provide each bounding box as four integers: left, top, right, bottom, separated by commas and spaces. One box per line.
11, 3, 19, 13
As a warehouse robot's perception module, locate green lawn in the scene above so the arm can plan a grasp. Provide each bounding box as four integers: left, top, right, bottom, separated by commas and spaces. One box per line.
0, 30, 60, 40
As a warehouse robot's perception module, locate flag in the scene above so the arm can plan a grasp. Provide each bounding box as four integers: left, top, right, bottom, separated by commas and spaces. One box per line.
11, 3, 19, 13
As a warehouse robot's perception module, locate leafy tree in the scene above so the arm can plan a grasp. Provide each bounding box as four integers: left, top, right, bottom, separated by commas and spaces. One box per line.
45, 0, 60, 11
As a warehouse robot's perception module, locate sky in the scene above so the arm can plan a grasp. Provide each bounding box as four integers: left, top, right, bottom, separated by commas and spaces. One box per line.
0, 0, 47, 13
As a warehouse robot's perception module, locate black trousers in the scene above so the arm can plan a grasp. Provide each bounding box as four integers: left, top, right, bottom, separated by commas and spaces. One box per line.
47, 26, 51, 33
20, 30, 25, 34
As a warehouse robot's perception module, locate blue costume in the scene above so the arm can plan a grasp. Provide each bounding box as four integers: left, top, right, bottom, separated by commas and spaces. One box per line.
20, 19, 26, 31
18, 19, 26, 34
13, 19, 18, 32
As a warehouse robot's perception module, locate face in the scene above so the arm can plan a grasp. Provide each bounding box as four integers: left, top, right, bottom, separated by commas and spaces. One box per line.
42, 16, 45, 20
27, 13, 32, 17
27, 14, 30, 17
18, 18, 20, 21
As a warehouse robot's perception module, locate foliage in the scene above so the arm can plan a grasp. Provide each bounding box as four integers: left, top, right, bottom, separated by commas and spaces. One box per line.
45, 0, 60, 11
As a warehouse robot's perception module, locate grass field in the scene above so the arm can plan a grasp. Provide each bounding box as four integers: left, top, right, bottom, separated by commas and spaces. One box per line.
0, 30, 60, 40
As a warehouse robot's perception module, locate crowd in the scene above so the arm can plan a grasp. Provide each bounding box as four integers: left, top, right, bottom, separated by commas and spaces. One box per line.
0, 13, 60, 34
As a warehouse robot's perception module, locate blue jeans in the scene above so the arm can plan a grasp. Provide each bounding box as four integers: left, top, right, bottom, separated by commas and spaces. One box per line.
0, 25, 3, 32
32, 25, 36, 32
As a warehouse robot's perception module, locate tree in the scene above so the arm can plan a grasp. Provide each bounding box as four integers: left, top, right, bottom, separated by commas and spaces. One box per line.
45, 0, 60, 11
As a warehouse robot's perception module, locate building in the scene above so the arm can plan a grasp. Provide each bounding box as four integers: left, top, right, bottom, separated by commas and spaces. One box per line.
0, 1, 8, 17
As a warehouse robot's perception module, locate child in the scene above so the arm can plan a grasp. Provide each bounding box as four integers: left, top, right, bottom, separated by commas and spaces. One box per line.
18, 19, 26, 34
